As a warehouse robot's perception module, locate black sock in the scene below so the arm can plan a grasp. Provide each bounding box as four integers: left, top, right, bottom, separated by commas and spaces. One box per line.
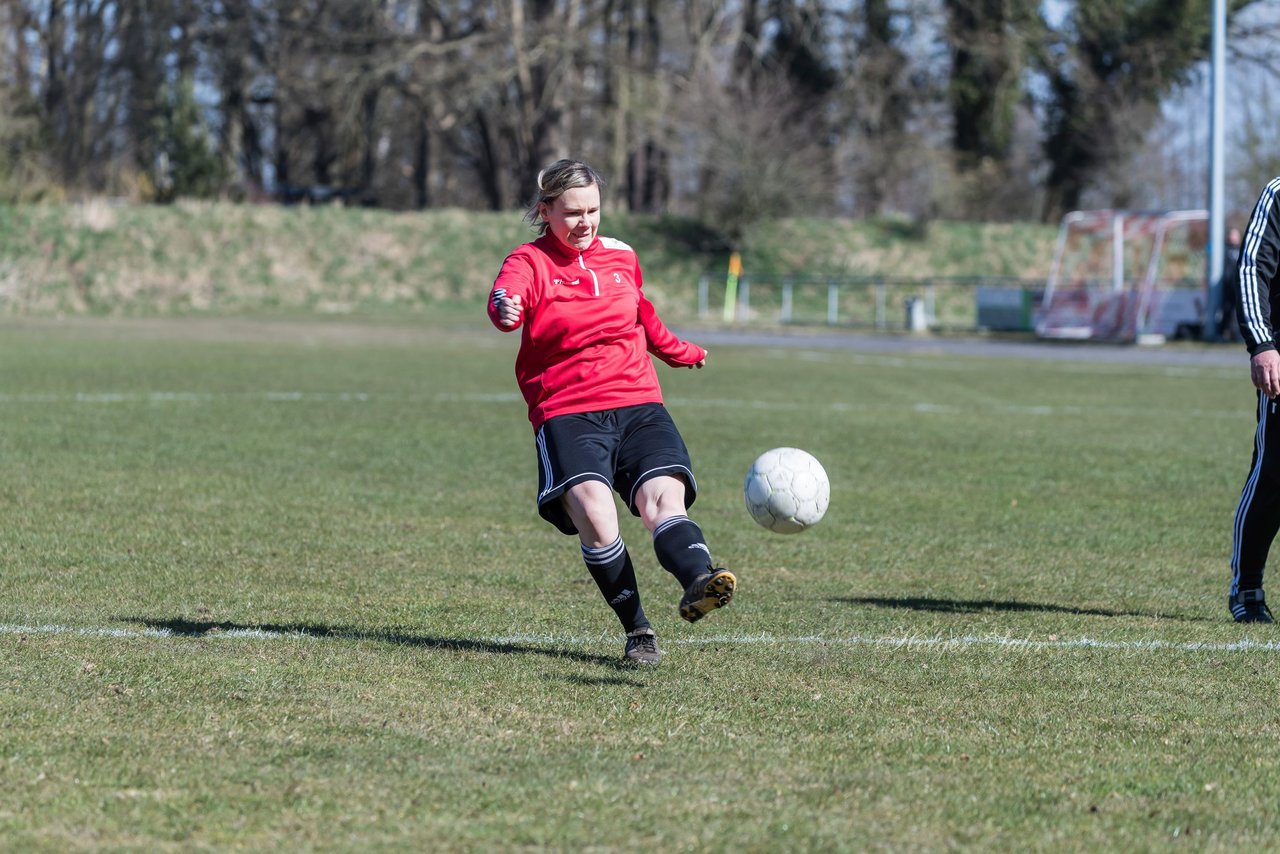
652, 515, 714, 588
582, 537, 648, 632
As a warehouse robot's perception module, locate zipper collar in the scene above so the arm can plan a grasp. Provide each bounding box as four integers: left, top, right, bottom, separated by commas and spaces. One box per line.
540, 231, 599, 262
577, 251, 601, 296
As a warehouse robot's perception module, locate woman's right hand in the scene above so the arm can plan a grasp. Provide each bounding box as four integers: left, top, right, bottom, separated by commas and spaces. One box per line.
497, 293, 523, 328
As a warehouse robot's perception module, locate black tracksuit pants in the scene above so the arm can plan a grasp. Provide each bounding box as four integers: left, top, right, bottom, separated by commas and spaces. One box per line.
1232, 391, 1280, 594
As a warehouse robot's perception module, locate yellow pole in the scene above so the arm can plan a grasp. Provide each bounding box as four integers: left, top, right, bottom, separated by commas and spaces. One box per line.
722, 252, 742, 323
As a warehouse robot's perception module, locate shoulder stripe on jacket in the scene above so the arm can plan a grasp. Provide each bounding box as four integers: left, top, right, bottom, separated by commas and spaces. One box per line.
1239, 177, 1280, 350
597, 236, 634, 252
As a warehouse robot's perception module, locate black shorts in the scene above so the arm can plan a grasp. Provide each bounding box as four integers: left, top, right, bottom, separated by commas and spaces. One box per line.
534, 403, 697, 535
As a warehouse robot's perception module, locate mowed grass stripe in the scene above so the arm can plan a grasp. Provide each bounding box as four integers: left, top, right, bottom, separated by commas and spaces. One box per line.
0, 388, 1246, 422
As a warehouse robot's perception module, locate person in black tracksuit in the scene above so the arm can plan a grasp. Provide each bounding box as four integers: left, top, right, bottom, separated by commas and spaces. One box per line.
1217, 228, 1242, 341
1231, 176, 1280, 623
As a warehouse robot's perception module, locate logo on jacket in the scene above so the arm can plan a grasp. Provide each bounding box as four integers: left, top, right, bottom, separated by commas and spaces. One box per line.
552, 277, 582, 287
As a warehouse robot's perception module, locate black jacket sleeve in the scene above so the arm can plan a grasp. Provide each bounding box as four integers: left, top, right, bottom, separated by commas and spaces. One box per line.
1238, 177, 1280, 357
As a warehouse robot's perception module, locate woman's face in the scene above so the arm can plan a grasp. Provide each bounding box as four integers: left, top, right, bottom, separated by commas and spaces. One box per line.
540, 184, 601, 252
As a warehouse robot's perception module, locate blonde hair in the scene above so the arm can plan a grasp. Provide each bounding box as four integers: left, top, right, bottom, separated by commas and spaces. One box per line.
524, 159, 605, 234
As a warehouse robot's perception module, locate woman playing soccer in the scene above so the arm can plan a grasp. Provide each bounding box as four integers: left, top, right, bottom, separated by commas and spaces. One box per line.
487, 158, 735, 665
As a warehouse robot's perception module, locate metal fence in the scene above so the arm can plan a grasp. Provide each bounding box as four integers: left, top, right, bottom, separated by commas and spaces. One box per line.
696, 273, 1046, 333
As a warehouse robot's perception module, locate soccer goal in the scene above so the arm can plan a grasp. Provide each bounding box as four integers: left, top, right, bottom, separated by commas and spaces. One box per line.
1034, 209, 1209, 344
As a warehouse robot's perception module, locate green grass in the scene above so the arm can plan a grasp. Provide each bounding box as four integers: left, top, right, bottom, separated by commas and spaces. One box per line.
2, 315, 1275, 851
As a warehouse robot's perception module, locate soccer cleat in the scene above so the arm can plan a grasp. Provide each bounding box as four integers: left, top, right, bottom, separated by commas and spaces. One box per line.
679, 568, 737, 623
623, 627, 662, 665
1230, 589, 1274, 624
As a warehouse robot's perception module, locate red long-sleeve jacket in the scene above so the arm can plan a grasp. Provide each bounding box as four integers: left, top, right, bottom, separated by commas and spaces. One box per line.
487, 232, 706, 431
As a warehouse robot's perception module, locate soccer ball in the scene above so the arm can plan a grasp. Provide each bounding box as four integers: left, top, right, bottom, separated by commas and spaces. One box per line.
743, 447, 830, 534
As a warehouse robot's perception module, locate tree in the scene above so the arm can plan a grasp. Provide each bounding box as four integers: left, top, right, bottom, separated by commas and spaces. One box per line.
37, 0, 118, 191
1038, 0, 1262, 220
944, 0, 1037, 166
669, 0, 840, 242
834, 0, 926, 217
0, 3, 53, 199
199, 0, 274, 198
118, 0, 199, 188
5, 0, 1275, 222
153, 75, 227, 201
0, 83, 53, 201
941, 0, 1042, 219
619, 0, 669, 213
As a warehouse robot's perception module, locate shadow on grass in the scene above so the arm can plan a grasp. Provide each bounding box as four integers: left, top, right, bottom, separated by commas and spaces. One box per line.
840, 596, 1203, 621
121, 616, 621, 666
564, 673, 649, 687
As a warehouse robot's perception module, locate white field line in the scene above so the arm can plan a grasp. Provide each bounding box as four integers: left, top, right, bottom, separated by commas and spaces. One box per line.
0, 390, 1241, 420
4, 622, 1280, 654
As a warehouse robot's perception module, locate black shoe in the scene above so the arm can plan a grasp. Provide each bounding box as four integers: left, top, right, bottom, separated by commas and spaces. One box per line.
1230, 589, 1274, 624
623, 627, 661, 665
678, 568, 736, 623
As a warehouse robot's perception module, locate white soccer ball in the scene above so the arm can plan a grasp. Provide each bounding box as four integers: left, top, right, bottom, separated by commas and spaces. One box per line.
743, 447, 830, 534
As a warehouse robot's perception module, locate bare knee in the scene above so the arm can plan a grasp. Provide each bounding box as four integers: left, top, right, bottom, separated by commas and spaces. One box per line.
634, 475, 689, 532
562, 480, 620, 546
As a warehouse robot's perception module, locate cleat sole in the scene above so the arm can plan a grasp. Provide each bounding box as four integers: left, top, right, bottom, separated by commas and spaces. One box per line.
679, 570, 736, 623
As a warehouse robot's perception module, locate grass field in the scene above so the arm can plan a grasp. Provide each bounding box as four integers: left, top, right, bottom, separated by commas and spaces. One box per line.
3, 315, 1278, 851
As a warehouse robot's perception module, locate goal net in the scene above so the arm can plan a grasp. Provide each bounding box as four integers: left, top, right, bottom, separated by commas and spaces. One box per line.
1034, 209, 1208, 343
